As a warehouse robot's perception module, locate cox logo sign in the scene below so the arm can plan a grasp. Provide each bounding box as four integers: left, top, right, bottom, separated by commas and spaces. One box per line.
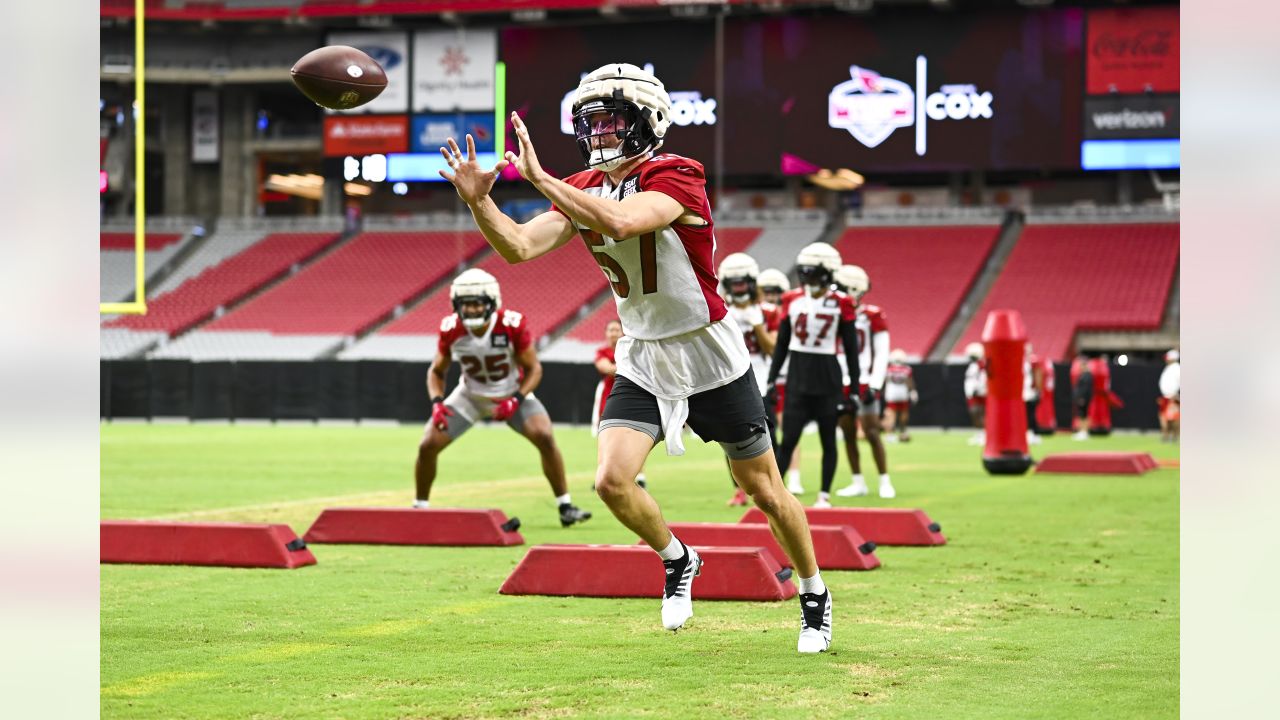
560, 64, 717, 135
828, 57, 993, 156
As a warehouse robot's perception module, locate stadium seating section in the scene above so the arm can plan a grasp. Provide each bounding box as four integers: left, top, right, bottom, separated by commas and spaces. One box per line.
105, 231, 339, 336
100, 232, 185, 303
952, 223, 1179, 360
833, 225, 1001, 358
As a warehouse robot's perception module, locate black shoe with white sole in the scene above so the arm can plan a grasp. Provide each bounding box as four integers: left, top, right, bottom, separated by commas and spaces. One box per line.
661, 544, 702, 631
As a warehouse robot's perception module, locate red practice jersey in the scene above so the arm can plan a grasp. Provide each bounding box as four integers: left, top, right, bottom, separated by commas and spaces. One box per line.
438, 308, 532, 398
553, 154, 726, 341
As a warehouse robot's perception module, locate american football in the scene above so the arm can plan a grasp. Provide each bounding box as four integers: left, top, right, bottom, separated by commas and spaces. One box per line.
290, 45, 387, 110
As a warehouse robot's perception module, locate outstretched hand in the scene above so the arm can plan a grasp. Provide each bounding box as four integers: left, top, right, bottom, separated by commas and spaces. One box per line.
504, 111, 546, 184
439, 134, 510, 205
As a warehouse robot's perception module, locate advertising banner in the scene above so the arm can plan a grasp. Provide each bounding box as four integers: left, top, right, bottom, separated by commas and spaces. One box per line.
1083, 94, 1179, 140
325, 31, 410, 114
410, 113, 496, 153
413, 29, 498, 112
191, 89, 219, 163
1086, 7, 1179, 95
323, 115, 409, 156
723, 10, 1085, 173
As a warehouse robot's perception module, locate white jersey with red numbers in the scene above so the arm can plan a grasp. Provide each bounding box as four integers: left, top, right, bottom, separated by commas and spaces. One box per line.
854, 304, 890, 390
884, 362, 913, 403
780, 288, 857, 356
552, 153, 748, 407
437, 308, 532, 398
726, 302, 779, 394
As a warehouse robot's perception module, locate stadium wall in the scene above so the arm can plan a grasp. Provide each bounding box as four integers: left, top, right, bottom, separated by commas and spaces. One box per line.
100, 361, 1164, 431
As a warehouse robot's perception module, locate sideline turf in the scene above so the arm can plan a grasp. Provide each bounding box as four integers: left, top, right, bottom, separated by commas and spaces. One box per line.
101, 424, 1178, 719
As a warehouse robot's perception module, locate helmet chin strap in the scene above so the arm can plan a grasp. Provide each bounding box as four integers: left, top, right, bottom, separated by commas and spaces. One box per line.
462, 315, 490, 330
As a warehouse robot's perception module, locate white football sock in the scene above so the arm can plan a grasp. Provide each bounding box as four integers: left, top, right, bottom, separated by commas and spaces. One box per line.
657, 535, 685, 561
798, 573, 826, 596
853, 474, 865, 486
555, 493, 572, 506
817, 491, 831, 503
879, 474, 891, 486
412, 499, 430, 509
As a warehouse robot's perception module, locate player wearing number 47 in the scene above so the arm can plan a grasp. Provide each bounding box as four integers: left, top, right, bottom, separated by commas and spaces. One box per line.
414, 268, 592, 529
438, 63, 832, 653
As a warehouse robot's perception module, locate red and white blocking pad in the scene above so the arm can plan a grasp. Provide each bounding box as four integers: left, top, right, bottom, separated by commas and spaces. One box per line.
740, 507, 946, 546
1035, 452, 1159, 475
303, 507, 524, 546
100, 521, 317, 569
499, 544, 797, 601
640, 522, 880, 571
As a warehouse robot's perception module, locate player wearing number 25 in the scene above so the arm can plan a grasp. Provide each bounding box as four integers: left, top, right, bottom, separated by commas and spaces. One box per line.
438, 63, 833, 653
415, 268, 592, 528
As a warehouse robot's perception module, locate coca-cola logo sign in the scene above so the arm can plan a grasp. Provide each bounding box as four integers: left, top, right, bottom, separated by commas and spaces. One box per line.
1091, 29, 1174, 60
1086, 8, 1179, 94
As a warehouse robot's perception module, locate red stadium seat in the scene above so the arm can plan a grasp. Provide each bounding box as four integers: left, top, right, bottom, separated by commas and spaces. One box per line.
833, 225, 1001, 358
952, 224, 1179, 360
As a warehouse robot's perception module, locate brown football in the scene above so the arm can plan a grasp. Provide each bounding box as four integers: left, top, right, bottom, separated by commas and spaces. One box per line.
290, 46, 388, 110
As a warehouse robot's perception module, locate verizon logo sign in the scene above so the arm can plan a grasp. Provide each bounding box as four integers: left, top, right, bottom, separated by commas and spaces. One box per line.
1091, 109, 1167, 131
1083, 96, 1179, 140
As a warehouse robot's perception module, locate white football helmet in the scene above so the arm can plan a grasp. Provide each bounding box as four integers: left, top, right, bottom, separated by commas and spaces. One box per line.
758, 268, 791, 294
450, 268, 501, 329
718, 252, 760, 303
890, 348, 908, 365
965, 342, 984, 360
1165, 349, 1179, 363
834, 264, 870, 299
571, 63, 673, 172
794, 242, 842, 294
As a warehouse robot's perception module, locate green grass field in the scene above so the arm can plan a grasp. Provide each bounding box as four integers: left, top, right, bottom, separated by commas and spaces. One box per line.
101, 423, 1178, 719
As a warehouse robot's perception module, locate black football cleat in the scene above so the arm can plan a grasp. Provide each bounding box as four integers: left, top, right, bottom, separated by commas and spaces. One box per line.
559, 503, 592, 527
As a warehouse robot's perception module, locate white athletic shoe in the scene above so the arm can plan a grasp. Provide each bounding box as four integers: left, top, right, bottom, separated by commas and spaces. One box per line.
1026, 431, 1042, 445
1073, 430, 1089, 441
813, 496, 832, 509
967, 432, 986, 446
835, 477, 868, 497
879, 479, 896, 498
797, 590, 832, 654
786, 474, 805, 495
660, 545, 702, 631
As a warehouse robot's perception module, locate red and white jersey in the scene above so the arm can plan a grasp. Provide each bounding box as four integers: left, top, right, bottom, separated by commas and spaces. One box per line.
554, 154, 726, 342
964, 360, 987, 399
725, 301, 780, 394
884, 362, 913, 403
779, 288, 857, 356
437, 308, 532, 398
853, 304, 889, 389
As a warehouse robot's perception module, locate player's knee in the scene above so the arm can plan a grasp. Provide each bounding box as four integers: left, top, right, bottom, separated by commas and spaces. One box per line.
593, 467, 634, 502
751, 486, 784, 516
528, 430, 556, 453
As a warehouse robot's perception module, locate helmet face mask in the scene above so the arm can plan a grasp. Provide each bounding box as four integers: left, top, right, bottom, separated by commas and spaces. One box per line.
796, 264, 832, 293
453, 295, 496, 329
573, 98, 653, 172
722, 275, 758, 304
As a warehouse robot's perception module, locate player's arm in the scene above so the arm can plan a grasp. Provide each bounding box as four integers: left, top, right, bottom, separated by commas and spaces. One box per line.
839, 322, 862, 387
752, 310, 776, 356
766, 316, 792, 387
595, 355, 617, 377
427, 352, 450, 401
470, 202, 577, 264
542, 180, 684, 240
870, 331, 890, 390
514, 345, 543, 397
438, 134, 577, 264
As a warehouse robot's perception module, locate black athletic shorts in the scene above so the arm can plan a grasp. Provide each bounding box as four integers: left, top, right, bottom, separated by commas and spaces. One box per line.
601, 367, 769, 445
